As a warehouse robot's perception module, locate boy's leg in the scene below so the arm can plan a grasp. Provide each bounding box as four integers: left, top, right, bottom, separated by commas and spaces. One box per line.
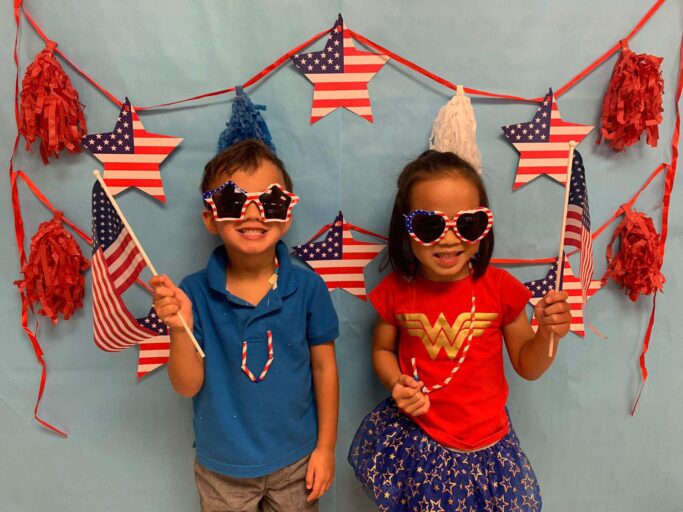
260, 455, 318, 512
194, 459, 264, 512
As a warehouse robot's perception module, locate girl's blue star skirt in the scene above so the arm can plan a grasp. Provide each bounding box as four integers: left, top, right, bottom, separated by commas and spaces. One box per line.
348, 398, 542, 511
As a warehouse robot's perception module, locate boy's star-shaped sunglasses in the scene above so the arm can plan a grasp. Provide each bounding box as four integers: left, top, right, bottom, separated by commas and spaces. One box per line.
403, 207, 493, 246
203, 180, 300, 222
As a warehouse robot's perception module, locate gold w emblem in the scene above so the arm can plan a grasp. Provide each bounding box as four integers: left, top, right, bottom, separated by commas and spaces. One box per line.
396, 312, 498, 360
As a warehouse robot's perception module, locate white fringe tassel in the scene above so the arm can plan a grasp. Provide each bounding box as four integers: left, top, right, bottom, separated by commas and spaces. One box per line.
429, 85, 482, 174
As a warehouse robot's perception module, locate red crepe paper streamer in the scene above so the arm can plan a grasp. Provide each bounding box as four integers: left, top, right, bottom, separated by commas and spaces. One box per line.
19, 41, 87, 164
598, 41, 664, 152
603, 205, 665, 302
14, 212, 90, 324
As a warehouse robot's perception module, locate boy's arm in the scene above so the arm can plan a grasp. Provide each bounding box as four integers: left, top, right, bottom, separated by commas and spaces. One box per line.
168, 325, 205, 397
150, 275, 204, 397
306, 342, 338, 502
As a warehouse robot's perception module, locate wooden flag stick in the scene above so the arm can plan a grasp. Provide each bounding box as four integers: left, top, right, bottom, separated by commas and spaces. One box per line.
93, 170, 205, 359
548, 141, 577, 357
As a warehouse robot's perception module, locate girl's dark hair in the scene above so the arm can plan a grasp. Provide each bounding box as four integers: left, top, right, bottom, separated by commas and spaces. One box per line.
201, 139, 293, 193
387, 150, 494, 280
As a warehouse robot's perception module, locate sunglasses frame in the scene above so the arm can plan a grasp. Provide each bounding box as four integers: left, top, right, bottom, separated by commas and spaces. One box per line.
404, 207, 493, 246
203, 181, 300, 223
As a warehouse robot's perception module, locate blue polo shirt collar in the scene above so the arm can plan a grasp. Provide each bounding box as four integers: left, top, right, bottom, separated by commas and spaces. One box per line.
206, 241, 298, 302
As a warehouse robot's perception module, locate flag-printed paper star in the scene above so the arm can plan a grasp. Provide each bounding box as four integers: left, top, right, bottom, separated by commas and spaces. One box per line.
524, 256, 603, 337
135, 308, 170, 379
502, 88, 593, 190
293, 212, 385, 300
82, 98, 183, 203
290, 14, 389, 123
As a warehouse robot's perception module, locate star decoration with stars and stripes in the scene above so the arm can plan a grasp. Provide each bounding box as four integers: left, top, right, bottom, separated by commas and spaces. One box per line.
524, 255, 604, 337
293, 211, 385, 300
82, 98, 183, 203
290, 14, 389, 123
135, 308, 171, 379
501, 88, 593, 190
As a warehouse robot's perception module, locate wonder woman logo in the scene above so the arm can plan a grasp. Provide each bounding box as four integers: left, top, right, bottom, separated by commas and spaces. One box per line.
396, 312, 498, 360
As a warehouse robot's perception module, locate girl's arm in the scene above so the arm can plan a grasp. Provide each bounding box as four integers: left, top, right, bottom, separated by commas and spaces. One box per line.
503, 290, 571, 381
150, 275, 205, 397
372, 316, 430, 416
306, 342, 338, 502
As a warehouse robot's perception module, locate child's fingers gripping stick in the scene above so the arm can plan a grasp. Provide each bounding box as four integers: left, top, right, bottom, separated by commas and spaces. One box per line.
149, 275, 193, 331
535, 290, 572, 339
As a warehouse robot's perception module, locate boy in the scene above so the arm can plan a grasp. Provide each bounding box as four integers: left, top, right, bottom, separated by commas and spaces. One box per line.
151, 140, 339, 511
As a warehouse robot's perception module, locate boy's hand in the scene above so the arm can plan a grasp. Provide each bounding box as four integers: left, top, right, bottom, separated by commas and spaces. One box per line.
149, 275, 193, 331
392, 374, 430, 416
305, 446, 335, 502
534, 290, 571, 340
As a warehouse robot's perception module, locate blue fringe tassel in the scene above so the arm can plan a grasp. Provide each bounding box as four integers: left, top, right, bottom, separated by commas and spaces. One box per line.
217, 86, 276, 154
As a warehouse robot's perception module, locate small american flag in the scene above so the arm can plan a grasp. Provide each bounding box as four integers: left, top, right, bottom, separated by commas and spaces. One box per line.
91, 181, 170, 378
502, 88, 593, 189
291, 14, 389, 123
564, 150, 594, 302
524, 256, 603, 337
293, 212, 385, 300
82, 98, 182, 203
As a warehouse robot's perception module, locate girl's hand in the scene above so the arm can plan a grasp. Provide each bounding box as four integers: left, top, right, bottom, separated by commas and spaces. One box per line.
149, 275, 193, 331
534, 290, 571, 340
305, 446, 335, 502
392, 374, 430, 416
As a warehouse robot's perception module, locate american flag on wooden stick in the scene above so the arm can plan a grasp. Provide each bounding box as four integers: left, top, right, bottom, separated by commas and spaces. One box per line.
91, 181, 169, 378
290, 14, 389, 123
82, 98, 182, 203
564, 150, 594, 301
524, 256, 603, 337
293, 211, 385, 300
502, 88, 593, 189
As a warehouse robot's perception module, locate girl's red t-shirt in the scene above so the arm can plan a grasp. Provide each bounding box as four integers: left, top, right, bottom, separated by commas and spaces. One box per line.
369, 266, 531, 451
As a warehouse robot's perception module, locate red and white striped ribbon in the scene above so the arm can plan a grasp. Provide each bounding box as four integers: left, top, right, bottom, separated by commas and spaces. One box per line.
241, 330, 274, 383
411, 270, 477, 395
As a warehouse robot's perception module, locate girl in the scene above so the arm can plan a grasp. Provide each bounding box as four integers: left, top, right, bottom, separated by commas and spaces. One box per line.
348, 150, 571, 511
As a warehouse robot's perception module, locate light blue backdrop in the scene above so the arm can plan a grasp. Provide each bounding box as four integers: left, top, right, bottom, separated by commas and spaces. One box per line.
1, 1, 681, 511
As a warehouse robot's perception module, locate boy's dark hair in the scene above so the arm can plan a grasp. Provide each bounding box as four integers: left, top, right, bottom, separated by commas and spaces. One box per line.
387, 150, 494, 280
201, 139, 293, 193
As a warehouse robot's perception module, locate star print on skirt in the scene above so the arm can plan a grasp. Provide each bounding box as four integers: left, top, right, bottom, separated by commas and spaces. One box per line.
348, 398, 541, 511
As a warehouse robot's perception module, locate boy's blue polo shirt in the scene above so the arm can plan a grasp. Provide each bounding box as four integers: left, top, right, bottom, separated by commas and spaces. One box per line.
179, 241, 338, 478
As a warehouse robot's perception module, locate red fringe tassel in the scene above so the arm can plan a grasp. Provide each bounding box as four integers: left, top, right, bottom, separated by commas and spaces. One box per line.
19, 41, 87, 164
604, 205, 665, 302
598, 41, 664, 152
14, 213, 90, 324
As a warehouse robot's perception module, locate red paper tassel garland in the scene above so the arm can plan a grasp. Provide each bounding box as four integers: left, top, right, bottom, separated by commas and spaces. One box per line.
14, 213, 90, 324
604, 206, 665, 302
19, 41, 87, 164
597, 41, 664, 152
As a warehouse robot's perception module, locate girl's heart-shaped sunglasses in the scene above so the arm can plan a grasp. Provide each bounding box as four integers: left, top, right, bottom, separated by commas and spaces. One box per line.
403, 207, 493, 246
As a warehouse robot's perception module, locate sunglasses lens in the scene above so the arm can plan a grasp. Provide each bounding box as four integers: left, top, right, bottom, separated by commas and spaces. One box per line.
212, 184, 246, 219
411, 213, 446, 244
456, 211, 490, 241
258, 186, 292, 221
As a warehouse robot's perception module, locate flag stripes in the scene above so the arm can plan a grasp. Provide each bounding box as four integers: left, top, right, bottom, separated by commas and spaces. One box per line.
91, 181, 170, 377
